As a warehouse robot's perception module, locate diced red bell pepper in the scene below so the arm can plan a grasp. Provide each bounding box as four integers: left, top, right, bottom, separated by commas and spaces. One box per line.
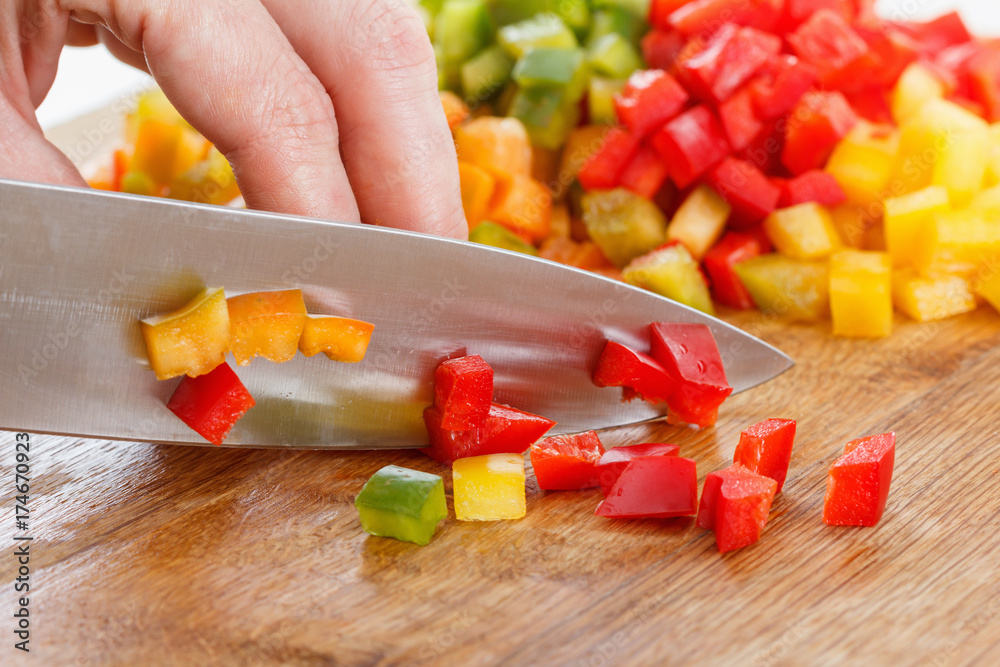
669, 0, 783, 37
705, 157, 781, 228
855, 23, 921, 89
968, 49, 1000, 122
697, 463, 777, 553
530, 431, 606, 491
733, 418, 797, 493
650, 106, 731, 190
166, 362, 255, 446
777, 170, 847, 208
649, 0, 693, 30
649, 322, 732, 427
577, 128, 641, 191
615, 69, 689, 138
433, 354, 493, 430
844, 89, 894, 124
619, 146, 670, 200
750, 55, 819, 121
595, 442, 680, 496
781, 91, 858, 176
780, 0, 854, 31
787, 10, 871, 90
823, 432, 895, 526
718, 87, 766, 152
641, 29, 687, 71
595, 456, 698, 519
677, 25, 782, 104
592, 341, 678, 405
422, 403, 556, 465
703, 231, 767, 309
912, 12, 972, 55
738, 120, 786, 176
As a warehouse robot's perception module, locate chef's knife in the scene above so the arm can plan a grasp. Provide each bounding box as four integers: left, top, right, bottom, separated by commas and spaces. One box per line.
0, 179, 792, 448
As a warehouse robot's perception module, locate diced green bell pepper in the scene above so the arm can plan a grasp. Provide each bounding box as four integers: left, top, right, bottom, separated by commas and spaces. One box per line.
512, 47, 586, 89
587, 7, 646, 48
470, 221, 539, 255
434, 0, 494, 66
587, 33, 643, 79
498, 13, 578, 59
509, 86, 581, 150
355, 465, 447, 546
488, 0, 591, 37
588, 76, 626, 124
461, 45, 515, 101
590, 0, 652, 20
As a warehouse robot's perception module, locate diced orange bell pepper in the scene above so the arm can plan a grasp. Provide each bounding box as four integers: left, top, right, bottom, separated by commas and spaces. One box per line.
113, 148, 130, 192
455, 117, 532, 180
140, 287, 230, 380
440, 90, 470, 132
539, 237, 615, 271
131, 118, 184, 186
559, 125, 614, 189
227, 289, 308, 366
531, 144, 561, 187
487, 175, 552, 242
548, 204, 571, 238
829, 250, 893, 338
87, 165, 115, 191
458, 161, 496, 229
298, 315, 374, 362
764, 203, 842, 260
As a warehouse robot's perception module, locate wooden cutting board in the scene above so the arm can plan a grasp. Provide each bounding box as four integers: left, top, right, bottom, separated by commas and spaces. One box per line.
2, 307, 999, 666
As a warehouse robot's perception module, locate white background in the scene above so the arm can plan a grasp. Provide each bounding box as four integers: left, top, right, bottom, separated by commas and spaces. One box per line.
34, 0, 1000, 130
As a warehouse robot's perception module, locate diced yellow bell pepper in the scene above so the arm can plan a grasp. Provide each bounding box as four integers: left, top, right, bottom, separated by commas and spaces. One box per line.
666, 185, 731, 260
973, 268, 1000, 313
986, 124, 1000, 187
969, 184, 1000, 213
622, 242, 714, 314
828, 204, 869, 249
227, 289, 308, 366
915, 209, 1000, 275
298, 315, 374, 362
733, 255, 829, 321
825, 122, 899, 207
763, 203, 842, 260
168, 147, 241, 206
892, 269, 977, 322
829, 250, 892, 338
458, 161, 496, 229
892, 63, 946, 124
453, 453, 526, 521
582, 188, 667, 267
140, 287, 229, 380
883, 185, 951, 267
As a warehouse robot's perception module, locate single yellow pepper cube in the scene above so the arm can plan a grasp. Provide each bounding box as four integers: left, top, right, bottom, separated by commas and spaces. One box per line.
829, 250, 893, 338
666, 184, 732, 260
734, 255, 829, 321
892, 269, 977, 322
892, 63, 946, 124
916, 209, 1000, 275
896, 99, 987, 200
140, 287, 230, 380
825, 122, 899, 207
883, 185, 951, 268
764, 203, 842, 260
453, 453, 526, 521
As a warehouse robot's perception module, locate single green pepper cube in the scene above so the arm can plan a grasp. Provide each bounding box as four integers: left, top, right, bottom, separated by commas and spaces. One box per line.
469, 221, 539, 255
434, 0, 494, 66
588, 76, 626, 124
488, 0, 591, 37
453, 453, 527, 521
509, 87, 581, 150
355, 465, 447, 546
498, 13, 578, 59
587, 7, 646, 47
512, 48, 585, 88
587, 33, 643, 79
461, 45, 515, 101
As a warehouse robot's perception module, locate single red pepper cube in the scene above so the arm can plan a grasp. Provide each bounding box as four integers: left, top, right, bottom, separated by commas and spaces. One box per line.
738, 120, 786, 177
750, 56, 819, 121
912, 12, 972, 55
703, 231, 767, 310
697, 463, 777, 552
777, 170, 848, 208
648, 0, 692, 30
781, 0, 854, 31
530, 431, 606, 491
166, 362, 255, 446
649, 322, 732, 428
706, 158, 781, 228
650, 106, 731, 190
668, 0, 783, 37
592, 341, 679, 405
733, 418, 797, 493
843, 89, 894, 124
718, 87, 766, 153
823, 432, 895, 527
433, 354, 494, 430
595, 456, 698, 519
787, 10, 870, 90
678, 25, 782, 104
619, 145, 670, 200
615, 70, 689, 139
781, 91, 858, 176
641, 29, 686, 71
577, 128, 641, 191
595, 442, 680, 496
422, 403, 556, 465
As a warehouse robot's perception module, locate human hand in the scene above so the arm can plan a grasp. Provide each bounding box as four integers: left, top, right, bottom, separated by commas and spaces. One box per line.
0, 0, 467, 238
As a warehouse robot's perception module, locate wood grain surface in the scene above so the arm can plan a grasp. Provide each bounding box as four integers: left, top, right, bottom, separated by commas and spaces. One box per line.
2, 307, 999, 666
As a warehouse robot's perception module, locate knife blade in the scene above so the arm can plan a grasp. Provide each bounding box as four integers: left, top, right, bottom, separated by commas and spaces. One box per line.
0, 179, 792, 449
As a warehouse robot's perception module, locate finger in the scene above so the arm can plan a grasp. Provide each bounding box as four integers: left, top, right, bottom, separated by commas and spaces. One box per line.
96, 25, 149, 74
0, 93, 88, 186
64, 0, 361, 223
263, 0, 467, 239
65, 19, 98, 46
18, 1, 69, 107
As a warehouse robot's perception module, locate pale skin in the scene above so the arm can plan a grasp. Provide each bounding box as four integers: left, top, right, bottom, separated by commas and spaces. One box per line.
0, 0, 467, 239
